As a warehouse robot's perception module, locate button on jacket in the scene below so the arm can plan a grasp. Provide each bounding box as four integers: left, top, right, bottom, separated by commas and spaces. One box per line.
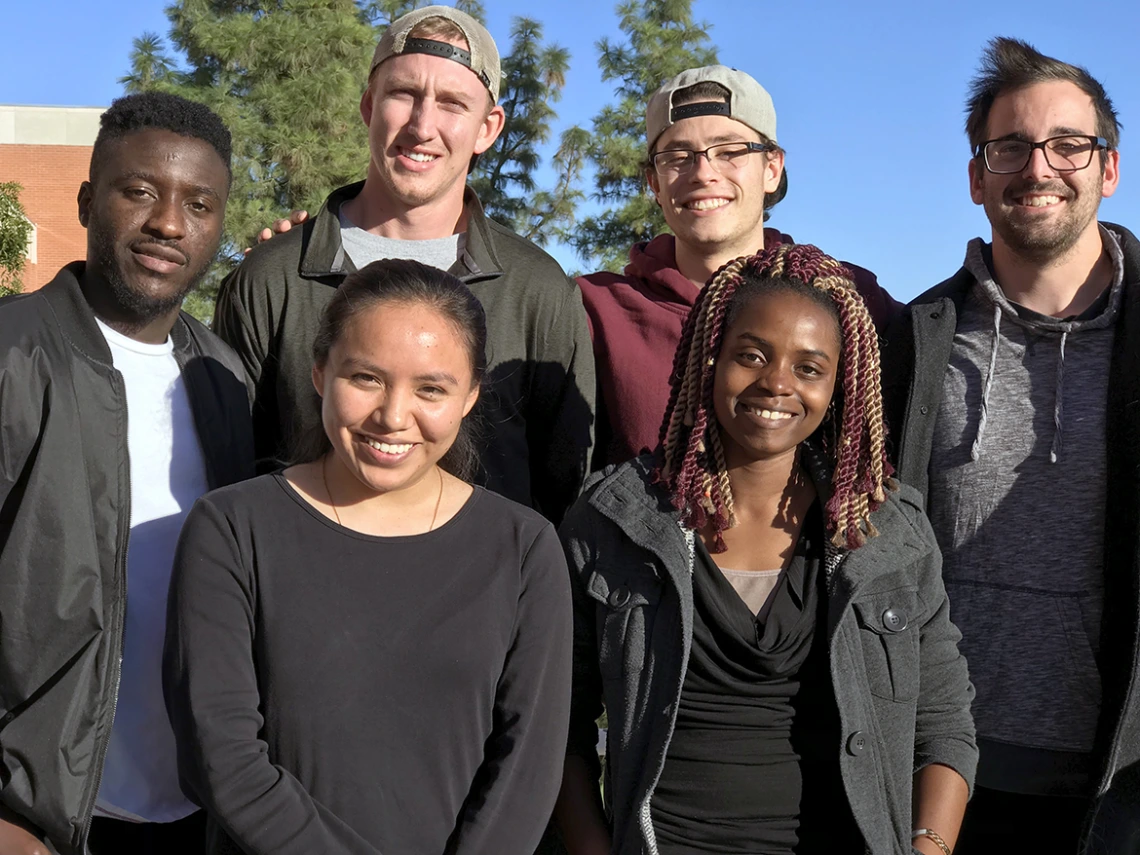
559, 455, 977, 855
0, 264, 254, 854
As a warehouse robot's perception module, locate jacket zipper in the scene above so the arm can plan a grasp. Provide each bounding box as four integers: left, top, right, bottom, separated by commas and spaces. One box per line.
78, 374, 130, 852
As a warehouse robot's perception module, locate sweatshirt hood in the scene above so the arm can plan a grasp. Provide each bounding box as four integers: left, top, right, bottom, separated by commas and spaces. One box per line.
964, 226, 1125, 464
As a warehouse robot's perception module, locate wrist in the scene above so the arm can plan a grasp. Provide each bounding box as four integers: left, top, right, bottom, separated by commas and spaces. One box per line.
912, 828, 952, 855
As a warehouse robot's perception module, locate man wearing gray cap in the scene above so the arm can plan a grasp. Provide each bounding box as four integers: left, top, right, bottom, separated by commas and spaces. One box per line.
216, 5, 594, 525
577, 66, 899, 467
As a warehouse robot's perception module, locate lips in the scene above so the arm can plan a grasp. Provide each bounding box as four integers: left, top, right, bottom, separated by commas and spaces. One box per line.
130, 242, 187, 274
738, 402, 797, 422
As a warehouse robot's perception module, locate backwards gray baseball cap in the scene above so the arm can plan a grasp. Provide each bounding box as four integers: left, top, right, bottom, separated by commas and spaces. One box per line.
646, 65, 777, 150
370, 5, 502, 102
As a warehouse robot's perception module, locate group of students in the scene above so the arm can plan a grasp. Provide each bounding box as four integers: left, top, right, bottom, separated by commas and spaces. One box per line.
1, 5, 1138, 855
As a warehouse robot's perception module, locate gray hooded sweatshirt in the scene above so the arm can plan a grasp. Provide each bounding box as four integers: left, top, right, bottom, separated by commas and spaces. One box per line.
927, 227, 1125, 795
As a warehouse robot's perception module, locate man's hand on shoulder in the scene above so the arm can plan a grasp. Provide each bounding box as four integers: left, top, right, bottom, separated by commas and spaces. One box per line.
0, 817, 49, 855
242, 210, 310, 255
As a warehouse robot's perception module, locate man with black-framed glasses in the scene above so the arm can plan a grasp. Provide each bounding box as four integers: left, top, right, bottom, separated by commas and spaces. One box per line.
883, 36, 1140, 854
576, 66, 899, 468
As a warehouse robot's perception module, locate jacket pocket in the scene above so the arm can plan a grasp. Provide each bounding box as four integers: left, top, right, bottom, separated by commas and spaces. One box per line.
586, 563, 663, 682
853, 588, 923, 702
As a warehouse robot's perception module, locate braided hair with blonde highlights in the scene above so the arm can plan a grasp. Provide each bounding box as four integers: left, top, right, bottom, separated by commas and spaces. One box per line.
655, 243, 895, 551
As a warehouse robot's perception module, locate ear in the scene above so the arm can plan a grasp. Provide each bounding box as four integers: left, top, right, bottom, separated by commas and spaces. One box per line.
462, 383, 480, 418
646, 167, 663, 204
968, 157, 985, 206
473, 104, 506, 155
77, 181, 93, 227
1101, 148, 1121, 199
762, 148, 785, 194
312, 363, 326, 399
360, 84, 375, 128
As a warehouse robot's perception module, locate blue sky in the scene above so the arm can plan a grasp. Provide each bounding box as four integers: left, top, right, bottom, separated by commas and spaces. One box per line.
3, 0, 1137, 301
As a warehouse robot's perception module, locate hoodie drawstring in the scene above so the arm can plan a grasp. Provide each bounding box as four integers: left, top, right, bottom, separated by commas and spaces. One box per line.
971, 303, 1002, 462
1050, 328, 1070, 463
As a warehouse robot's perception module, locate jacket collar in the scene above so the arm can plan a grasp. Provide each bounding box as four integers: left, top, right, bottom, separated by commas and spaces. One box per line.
40, 261, 198, 365
299, 181, 504, 283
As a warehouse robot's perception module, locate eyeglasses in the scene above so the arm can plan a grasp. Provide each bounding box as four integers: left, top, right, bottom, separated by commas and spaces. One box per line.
650, 141, 774, 175
976, 135, 1108, 175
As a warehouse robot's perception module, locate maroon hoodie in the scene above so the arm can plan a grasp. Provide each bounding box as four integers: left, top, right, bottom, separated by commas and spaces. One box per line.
577, 231, 902, 467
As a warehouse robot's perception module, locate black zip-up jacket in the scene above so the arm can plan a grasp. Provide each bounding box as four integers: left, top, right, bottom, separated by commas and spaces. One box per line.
881, 223, 1140, 853
214, 182, 595, 525
0, 263, 254, 854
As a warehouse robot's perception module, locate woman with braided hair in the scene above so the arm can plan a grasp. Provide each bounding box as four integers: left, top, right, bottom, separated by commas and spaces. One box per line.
555, 243, 976, 855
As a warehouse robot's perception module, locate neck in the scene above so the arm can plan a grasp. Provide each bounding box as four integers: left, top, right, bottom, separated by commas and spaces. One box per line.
674, 229, 767, 289
79, 266, 179, 345
990, 224, 1113, 317
343, 177, 467, 240
323, 451, 441, 515
723, 445, 804, 516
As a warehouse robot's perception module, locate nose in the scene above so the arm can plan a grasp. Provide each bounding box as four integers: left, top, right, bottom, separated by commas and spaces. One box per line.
405, 98, 438, 141
1020, 144, 1059, 181
688, 150, 720, 182
142, 195, 186, 240
757, 361, 794, 396
372, 385, 413, 432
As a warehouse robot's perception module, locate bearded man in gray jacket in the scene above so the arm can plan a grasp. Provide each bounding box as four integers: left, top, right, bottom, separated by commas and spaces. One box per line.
883, 37, 1140, 854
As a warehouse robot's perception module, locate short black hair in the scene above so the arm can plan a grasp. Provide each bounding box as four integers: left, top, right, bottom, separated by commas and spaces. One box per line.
90, 92, 233, 184
965, 37, 1120, 153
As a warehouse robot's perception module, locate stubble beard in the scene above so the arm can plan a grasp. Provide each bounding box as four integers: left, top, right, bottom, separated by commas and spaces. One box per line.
987, 179, 1101, 264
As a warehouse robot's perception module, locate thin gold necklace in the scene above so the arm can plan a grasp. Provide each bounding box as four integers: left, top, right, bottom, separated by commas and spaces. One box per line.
322, 456, 445, 532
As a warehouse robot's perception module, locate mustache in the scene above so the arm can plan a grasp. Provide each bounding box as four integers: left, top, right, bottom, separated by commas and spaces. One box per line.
1003, 181, 1073, 201
128, 238, 190, 267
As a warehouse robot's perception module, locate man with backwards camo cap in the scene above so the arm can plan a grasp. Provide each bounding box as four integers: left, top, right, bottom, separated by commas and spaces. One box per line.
577, 65, 899, 468
216, 5, 594, 525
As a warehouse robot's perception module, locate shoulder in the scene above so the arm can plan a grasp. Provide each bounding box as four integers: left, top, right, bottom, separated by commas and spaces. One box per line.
468, 486, 558, 542
909, 266, 975, 308
176, 312, 246, 374
481, 218, 577, 292
564, 455, 663, 531
192, 473, 289, 522
865, 481, 938, 553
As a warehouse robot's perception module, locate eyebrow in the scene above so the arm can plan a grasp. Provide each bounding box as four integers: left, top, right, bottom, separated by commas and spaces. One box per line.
737, 332, 834, 361
117, 171, 222, 200
660, 132, 752, 150
996, 126, 1095, 142
341, 357, 460, 386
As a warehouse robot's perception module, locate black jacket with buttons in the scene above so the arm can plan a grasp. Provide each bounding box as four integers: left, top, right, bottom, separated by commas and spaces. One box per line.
881, 223, 1140, 853
559, 455, 977, 855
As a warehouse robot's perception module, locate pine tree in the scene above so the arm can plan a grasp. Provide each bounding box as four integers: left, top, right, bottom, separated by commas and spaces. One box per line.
572, 0, 716, 272
0, 182, 34, 297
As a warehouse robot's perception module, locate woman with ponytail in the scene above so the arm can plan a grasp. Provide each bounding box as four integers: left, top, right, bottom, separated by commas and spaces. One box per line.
555, 244, 976, 855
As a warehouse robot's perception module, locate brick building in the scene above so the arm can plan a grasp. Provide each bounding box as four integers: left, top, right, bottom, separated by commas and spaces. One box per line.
0, 105, 104, 292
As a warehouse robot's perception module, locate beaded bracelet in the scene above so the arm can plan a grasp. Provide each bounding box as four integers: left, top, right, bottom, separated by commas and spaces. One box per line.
912, 828, 952, 855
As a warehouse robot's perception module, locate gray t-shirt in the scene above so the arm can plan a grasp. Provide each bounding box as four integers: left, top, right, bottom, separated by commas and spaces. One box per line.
339, 209, 465, 271
928, 226, 1125, 795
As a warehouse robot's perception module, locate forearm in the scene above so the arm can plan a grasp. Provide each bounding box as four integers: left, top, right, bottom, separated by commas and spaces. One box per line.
911, 763, 969, 854
553, 754, 611, 855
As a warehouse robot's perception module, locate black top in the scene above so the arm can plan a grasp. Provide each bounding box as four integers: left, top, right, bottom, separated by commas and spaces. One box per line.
163, 473, 572, 855
652, 504, 862, 853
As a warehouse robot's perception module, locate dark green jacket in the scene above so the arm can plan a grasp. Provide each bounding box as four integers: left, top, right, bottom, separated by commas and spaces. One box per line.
881, 223, 1140, 854
560, 455, 977, 855
214, 182, 595, 524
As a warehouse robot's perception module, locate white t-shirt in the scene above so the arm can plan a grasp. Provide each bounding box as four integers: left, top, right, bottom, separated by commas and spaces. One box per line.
93, 319, 209, 824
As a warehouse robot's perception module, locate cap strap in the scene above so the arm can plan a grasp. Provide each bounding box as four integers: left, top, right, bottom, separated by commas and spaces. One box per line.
401, 37, 492, 92
670, 100, 732, 122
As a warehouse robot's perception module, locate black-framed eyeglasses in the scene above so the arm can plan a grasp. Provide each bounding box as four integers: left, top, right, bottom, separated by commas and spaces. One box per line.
651, 141, 774, 175
976, 135, 1108, 174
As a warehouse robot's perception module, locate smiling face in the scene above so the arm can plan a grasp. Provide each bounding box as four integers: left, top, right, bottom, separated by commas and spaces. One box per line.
969, 80, 1120, 262
647, 113, 783, 260
78, 127, 228, 324
713, 286, 841, 467
312, 299, 480, 497
361, 41, 505, 215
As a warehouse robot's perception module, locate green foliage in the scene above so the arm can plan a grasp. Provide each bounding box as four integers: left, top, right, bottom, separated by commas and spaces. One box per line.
571, 0, 717, 272
0, 182, 33, 297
